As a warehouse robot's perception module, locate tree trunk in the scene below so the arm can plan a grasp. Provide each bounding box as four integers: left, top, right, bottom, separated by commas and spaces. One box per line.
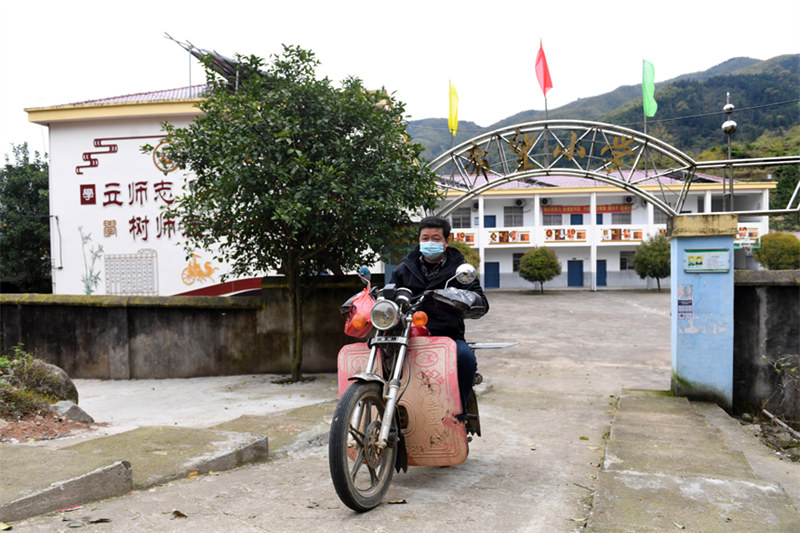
656, 277, 661, 292
540, 282, 544, 294
287, 261, 304, 382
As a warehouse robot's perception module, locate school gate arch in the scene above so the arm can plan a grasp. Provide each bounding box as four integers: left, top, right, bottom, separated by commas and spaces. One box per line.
428, 119, 800, 407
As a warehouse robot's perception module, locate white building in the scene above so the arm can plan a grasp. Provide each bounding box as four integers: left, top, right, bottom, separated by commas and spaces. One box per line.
27, 87, 261, 296
439, 174, 772, 289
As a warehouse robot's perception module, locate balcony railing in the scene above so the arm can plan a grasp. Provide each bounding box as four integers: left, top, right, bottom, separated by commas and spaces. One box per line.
451, 221, 768, 249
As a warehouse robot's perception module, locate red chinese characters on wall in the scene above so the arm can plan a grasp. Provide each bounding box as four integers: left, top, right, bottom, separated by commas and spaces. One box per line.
79, 179, 178, 241
80, 184, 96, 205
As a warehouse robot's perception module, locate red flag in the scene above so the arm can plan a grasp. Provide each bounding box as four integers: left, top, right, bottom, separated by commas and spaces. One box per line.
535, 40, 553, 97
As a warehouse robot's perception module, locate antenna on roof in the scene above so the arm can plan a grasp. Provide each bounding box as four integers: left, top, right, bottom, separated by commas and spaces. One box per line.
164, 33, 191, 87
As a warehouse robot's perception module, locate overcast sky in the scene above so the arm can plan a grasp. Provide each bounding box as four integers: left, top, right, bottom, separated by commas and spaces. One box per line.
1, 0, 798, 159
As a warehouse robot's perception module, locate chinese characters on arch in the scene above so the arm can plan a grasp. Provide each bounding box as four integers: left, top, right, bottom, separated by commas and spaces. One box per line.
464, 129, 639, 177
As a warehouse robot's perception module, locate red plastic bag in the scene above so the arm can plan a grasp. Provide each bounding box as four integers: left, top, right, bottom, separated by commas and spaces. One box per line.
344, 289, 375, 338
344, 290, 374, 338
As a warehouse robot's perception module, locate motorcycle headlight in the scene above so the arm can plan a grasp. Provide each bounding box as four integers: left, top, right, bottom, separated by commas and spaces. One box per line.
370, 299, 400, 330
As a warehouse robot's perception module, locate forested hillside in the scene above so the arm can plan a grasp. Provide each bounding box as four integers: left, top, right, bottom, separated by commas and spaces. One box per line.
407, 55, 800, 162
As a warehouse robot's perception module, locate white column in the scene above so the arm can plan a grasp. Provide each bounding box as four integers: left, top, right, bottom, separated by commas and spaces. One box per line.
477, 196, 485, 279
590, 192, 597, 291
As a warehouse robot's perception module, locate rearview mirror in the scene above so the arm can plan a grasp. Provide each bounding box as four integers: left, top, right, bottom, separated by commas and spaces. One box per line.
445, 263, 477, 288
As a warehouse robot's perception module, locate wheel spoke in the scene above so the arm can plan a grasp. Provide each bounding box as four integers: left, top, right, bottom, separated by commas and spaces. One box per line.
348, 426, 365, 447
350, 447, 365, 477
368, 462, 379, 484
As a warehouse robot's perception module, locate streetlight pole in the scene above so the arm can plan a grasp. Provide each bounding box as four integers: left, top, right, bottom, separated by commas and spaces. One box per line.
722, 92, 737, 211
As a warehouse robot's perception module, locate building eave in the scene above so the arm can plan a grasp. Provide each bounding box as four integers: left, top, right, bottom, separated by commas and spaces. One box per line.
26, 99, 203, 125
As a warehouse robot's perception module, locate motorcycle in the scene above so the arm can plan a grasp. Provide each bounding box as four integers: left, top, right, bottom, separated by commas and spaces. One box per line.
328, 263, 487, 512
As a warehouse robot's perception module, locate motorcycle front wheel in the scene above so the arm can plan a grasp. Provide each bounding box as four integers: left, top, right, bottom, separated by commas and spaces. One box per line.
328, 381, 397, 512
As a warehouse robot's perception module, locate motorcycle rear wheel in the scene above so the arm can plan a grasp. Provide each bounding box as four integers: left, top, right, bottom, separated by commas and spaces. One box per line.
329, 381, 397, 512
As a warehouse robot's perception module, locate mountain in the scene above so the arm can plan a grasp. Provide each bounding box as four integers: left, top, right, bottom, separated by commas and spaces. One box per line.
407, 55, 800, 161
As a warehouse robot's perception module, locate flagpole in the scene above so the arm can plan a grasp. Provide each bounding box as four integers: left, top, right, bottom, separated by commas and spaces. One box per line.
535, 39, 553, 167
450, 132, 455, 182
544, 95, 549, 166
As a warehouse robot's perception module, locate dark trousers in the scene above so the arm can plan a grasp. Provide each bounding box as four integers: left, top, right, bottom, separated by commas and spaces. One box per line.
455, 339, 477, 414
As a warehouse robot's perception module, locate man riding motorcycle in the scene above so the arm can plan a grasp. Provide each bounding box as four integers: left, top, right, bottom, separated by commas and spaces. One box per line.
389, 216, 489, 416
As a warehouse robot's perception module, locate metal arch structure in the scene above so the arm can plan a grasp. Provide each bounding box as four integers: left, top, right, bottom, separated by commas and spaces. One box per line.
430, 120, 800, 218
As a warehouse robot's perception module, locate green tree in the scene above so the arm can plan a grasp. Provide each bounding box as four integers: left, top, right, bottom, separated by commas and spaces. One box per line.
518, 246, 561, 293
769, 165, 800, 232
448, 239, 480, 269
633, 234, 671, 292
152, 46, 438, 381
0, 144, 51, 293
753, 232, 800, 270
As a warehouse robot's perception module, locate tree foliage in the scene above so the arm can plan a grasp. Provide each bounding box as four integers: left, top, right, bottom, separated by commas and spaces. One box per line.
769, 165, 800, 232
152, 46, 439, 380
518, 246, 561, 293
448, 240, 480, 269
753, 232, 800, 270
0, 144, 51, 293
633, 234, 671, 292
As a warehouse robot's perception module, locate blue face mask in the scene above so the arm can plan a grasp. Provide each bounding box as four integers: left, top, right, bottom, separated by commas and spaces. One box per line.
419, 241, 445, 260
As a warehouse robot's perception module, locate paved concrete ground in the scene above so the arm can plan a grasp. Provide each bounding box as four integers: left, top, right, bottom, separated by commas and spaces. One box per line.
2, 289, 798, 531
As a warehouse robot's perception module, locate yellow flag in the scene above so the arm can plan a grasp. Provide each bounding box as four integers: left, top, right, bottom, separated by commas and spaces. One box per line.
448, 81, 459, 137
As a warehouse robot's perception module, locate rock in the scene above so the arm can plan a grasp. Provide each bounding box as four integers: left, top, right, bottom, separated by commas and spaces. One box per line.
49, 401, 94, 423
14, 360, 79, 404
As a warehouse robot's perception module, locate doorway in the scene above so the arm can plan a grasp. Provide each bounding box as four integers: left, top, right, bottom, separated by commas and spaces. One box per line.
568, 260, 584, 287
484, 262, 500, 288
596, 260, 607, 287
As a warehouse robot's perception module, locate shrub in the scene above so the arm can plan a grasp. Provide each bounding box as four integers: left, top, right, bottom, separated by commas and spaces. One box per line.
449, 239, 480, 269
633, 234, 671, 292
519, 247, 561, 293
753, 233, 800, 270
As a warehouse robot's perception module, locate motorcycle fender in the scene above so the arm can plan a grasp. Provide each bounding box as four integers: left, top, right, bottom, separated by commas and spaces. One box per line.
347, 372, 385, 385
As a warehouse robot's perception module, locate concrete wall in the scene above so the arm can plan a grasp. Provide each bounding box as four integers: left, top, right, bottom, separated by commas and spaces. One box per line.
0, 275, 377, 379
733, 270, 800, 420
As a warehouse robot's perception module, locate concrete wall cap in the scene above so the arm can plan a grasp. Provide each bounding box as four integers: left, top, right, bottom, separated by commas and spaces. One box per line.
667, 214, 739, 237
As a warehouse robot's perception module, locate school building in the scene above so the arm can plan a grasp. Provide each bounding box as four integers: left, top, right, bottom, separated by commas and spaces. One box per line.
438, 174, 771, 289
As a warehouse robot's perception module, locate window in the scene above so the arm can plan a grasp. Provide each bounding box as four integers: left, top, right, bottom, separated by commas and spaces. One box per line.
451, 207, 471, 229
504, 206, 523, 227
620, 251, 635, 270
612, 212, 631, 224
653, 209, 669, 224
542, 214, 561, 226
596, 213, 603, 225
513, 253, 523, 272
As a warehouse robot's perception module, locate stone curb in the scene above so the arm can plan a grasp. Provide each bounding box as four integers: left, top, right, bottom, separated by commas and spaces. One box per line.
0, 434, 270, 524
0, 460, 132, 523
151, 435, 270, 487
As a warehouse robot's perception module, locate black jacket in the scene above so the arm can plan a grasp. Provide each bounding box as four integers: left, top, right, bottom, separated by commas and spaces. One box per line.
389, 245, 489, 340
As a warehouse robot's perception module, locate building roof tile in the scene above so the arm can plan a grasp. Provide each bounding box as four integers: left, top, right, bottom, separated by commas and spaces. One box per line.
61, 85, 206, 107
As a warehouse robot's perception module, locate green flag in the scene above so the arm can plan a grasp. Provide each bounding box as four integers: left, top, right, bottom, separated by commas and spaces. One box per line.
642, 60, 657, 117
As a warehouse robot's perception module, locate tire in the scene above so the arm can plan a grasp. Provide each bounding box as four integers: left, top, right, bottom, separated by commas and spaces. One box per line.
328, 381, 397, 512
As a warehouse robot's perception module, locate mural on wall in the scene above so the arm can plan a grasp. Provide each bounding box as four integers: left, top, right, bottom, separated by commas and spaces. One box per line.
181, 254, 217, 285
76, 136, 179, 246
65, 134, 190, 295
104, 249, 159, 295
79, 226, 104, 295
